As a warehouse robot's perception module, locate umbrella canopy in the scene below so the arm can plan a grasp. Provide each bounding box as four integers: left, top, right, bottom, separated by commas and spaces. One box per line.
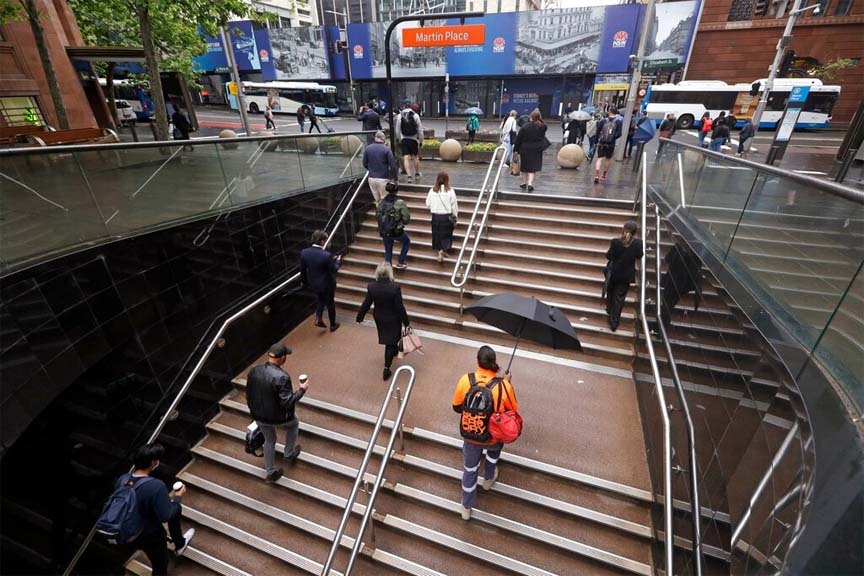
466, 293, 582, 370
568, 110, 592, 121
581, 106, 597, 114
464, 106, 483, 115
632, 117, 657, 144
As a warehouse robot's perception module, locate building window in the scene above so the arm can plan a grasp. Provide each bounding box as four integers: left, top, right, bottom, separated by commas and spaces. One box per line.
834, 0, 853, 14
728, 0, 756, 21
814, 0, 831, 15
0, 96, 46, 127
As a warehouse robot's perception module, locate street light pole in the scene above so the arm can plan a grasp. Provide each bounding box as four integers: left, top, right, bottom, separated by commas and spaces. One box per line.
749, 0, 817, 134
615, 0, 654, 162
222, 27, 252, 136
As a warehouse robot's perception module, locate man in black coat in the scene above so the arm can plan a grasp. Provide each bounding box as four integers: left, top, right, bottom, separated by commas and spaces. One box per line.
300, 230, 342, 332
358, 102, 383, 143
246, 343, 309, 484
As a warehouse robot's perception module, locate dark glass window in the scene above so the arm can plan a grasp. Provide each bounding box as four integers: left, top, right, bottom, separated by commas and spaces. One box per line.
804, 92, 839, 114
728, 0, 756, 21
834, 0, 853, 15
767, 91, 790, 111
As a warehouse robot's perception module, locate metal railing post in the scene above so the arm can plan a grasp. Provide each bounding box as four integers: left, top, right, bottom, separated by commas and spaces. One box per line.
395, 386, 405, 452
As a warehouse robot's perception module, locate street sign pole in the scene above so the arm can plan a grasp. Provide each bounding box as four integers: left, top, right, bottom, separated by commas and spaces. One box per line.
222, 27, 252, 136
616, 0, 654, 162
445, 73, 450, 133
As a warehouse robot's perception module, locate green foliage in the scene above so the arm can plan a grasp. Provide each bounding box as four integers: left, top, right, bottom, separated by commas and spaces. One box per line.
464, 142, 498, 152
422, 139, 442, 149
321, 136, 342, 147
806, 58, 858, 81
0, 1, 23, 22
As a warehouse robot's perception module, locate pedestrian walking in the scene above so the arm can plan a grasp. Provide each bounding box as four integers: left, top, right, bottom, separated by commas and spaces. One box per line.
377, 182, 411, 269
105, 444, 195, 575
451, 345, 518, 521
355, 262, 411, 380
513, 109, 548, 192
265, 106, 276, 130
363, 131, 397, 205
593, 108, 622, 183
656, 113, 676, 158
466, 113, 480, 144
737, 119, 755, 157
296, 107, 306, 133
300, 230, 342, 332
500, 110, 518, 165
697, 112, 712, 148
425, 171, 459, 263
605, 220, 644, 332
245, 343, 307, 484
307, 106, 322, 134
358, 103, 383, 144
709, 120, 730, 153
171, 105, 193, 149
394, 102, 423, 183
585, 114, 599, 161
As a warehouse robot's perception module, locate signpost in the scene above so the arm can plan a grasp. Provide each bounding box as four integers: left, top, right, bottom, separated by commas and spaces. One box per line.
766, 84, 810, 165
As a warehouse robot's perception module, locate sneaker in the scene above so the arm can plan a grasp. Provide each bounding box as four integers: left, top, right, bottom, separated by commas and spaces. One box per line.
459, 506, 472, 521
314, 319, 327, 328
416, 172, 422, 178
284, 445, 302, 463
481, 468, 499, 491
383, 366, 392, 380
394, 262, 407, 269
265, 468, 283, 484
329, 322, 340, 332
527, 185, 534, 192
174, 528, 195, 557
406, 176, 413, 184
519, 183, 527, 189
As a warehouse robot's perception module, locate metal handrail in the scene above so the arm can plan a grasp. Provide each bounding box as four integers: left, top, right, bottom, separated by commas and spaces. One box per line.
321, 365, 417, 576
450, 145, 508, 311
63, 171, 370, 576
636, 151, 674, 573
651, 206, 703, 575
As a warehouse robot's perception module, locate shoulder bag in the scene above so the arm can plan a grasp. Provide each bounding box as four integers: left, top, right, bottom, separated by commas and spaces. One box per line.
489, 381, 523, 444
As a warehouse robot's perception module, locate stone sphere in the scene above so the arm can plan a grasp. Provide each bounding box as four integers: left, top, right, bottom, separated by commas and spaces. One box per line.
557, 143, 585, 169
297, 136, 319, 153
341, 134, 364, 156
439, 138, 462, 162
218, 129, 239, 150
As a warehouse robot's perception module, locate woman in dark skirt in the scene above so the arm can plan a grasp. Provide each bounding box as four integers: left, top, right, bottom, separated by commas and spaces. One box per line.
513, 109, 548, 192
425, 171, 459, 263
605, 220, 644, 332
356, 262, 411, 380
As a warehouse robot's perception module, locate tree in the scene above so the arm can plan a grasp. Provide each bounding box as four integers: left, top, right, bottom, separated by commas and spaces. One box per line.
807, 57, 858, 81
0, 0, 70, 128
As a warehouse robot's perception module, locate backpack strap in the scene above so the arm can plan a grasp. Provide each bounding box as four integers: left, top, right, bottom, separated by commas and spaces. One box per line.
467, 373, 476, 387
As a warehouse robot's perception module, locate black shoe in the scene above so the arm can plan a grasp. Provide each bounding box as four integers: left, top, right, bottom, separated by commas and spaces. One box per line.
329, 322, 340, 332
284, 445, 302, 463
265, 468, 283, 484
383, 366, 392, 380
519, 183, 527, 189
314, 319, 327, 328
527, 185, 534, 192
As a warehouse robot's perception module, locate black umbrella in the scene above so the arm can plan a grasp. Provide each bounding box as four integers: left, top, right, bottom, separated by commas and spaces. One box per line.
465, 293, 582, 372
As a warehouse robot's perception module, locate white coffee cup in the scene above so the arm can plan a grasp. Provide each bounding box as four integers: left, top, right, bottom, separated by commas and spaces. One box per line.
173, 481, 184, 492
298, 374, 309, 385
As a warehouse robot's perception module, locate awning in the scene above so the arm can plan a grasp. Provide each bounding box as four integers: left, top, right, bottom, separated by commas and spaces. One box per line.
66, 46, 146, 62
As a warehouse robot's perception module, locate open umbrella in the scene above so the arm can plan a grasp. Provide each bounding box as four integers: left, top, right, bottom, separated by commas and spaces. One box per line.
581, 106, 597, 114
464, 106, 484, 115
465, 293, 582, 371
568, 110, 592, 121
632, 117, 657, 144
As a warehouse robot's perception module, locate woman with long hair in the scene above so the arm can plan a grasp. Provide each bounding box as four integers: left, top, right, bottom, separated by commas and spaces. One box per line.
425, 171, 459, 263
356, 262, 411, 380
605, 220, 644, 332
513, 109, 548, 192
500, 110, 518, 165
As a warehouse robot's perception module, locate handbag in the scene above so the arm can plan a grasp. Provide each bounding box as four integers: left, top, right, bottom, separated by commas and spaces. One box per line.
542, 136, 552, 151
510, 153, 521, 176
489, 381, 523, 444
397, 326, 424, 358
602, 261, 613, 299
433, 191, 457, 227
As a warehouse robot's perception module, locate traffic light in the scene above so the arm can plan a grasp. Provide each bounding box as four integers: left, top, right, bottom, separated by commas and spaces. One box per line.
754, 0, 768, 15
750, 81, 761, 96
778, 50, 796, 77
334, 40, 348, 54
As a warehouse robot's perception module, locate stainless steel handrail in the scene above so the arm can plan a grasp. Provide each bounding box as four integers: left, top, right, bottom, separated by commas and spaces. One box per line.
637, 151, 674, 573
652, 206, 703, 576
63, 171, 370, 576
321, 365, 417, 576
450, 145, 508, 312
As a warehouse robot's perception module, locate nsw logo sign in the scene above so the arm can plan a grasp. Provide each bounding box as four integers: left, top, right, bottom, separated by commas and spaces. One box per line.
493, 37, 506, 53
612, 31, 628, 48
353, 44, 364, 59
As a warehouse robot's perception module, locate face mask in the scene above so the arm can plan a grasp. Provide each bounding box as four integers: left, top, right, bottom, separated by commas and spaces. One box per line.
151, 461, 160, 471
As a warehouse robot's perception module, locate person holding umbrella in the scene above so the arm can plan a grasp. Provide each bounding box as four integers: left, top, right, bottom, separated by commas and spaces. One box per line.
355, 262, 411, 380
605, 220, 644, 332
451, 345, 518, 521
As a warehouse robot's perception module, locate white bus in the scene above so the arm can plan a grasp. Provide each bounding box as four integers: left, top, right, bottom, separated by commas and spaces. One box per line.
643, 78, 840, 130
228, 81, 339, 117
98, 78, 154, 121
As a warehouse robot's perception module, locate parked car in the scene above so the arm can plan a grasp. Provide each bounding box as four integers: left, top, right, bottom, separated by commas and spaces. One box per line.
112, 99, 137, 124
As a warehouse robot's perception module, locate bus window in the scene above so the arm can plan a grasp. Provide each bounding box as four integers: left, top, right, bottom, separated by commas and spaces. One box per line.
804, 93, 838, 114
703, 92, 738, 111
767, 91, 790, 111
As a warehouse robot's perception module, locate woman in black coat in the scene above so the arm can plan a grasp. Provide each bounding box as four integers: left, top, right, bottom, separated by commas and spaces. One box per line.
356, 262, 411, 380
513, 109, 548, 192
605, 220, 644, 332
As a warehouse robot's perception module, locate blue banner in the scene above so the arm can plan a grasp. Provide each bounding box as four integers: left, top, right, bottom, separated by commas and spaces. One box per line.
327, 26, 347, 81
193, 32, 229, 73
444, 13, 516, 77
597, 4, 641, 73
228, 21, 260, 71
347, 23, 374, 80
254, 27, 276, 81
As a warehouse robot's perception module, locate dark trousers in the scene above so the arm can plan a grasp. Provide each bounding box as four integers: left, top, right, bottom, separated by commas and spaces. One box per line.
308, 120, 321, 133
315, 289, 336, 325
132, 511, 185, 576
383, 231, 411, 265
606, 282, 630, 330
467, 130, 476, 144
385, 343, 398, 368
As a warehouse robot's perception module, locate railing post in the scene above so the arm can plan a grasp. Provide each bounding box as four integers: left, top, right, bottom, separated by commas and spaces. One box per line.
395, 386, 405, 452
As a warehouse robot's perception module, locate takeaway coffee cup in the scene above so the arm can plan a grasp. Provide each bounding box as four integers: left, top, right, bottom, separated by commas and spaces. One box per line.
173, 481, 184, 492
298, 374, 309, 385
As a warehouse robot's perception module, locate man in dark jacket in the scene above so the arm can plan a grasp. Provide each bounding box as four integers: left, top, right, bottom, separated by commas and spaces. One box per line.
114, 444, 194, 575
246, 343, 309, 484
358, 103, 383, 143
378, 182, 411, 269
362, 131, 397, 205
300, 230, 342, 331
737, 119, 755, 157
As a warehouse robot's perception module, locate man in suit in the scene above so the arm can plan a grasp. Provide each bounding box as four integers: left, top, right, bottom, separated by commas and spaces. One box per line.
300, 230, 342, 332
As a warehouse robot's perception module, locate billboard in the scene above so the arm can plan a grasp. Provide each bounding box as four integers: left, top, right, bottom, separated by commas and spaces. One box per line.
643, 0, 700, 69
268, 26, 331, 81
193, 22, 275, 80
445, 13, 517, 77
597, 4, 642, 73
515, 7, 605, 75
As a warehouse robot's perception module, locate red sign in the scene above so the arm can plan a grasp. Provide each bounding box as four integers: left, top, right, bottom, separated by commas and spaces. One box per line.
402, 24, 486, 48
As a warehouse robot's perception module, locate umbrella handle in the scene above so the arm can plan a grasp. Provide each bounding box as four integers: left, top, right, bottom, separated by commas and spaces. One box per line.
505, 320, 524, 374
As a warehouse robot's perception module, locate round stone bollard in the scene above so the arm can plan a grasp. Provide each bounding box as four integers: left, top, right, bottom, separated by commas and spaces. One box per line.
297, 136, 319, 154
341, 134, 363, 156
439, 138, 462, 162
219, 129, 239, 150
557, 143, 585, 169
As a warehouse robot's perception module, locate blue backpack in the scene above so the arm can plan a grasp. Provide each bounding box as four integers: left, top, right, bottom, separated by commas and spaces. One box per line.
96, 474, 154, 544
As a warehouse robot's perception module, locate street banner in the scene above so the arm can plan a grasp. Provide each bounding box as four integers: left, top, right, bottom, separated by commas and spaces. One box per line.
643, 0, 700, 69
444, 13, 517, 77
597, 4, 641, 73
327, 26, 348, 81
346, 23, 374, 80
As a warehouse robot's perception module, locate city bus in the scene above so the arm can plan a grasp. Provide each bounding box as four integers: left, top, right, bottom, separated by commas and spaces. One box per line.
228, 81, 339, 117
98, 78, 154, 121
642, 78, 840, 130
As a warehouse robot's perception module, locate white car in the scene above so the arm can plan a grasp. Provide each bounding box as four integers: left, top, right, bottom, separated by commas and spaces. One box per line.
112, 99, 137, 124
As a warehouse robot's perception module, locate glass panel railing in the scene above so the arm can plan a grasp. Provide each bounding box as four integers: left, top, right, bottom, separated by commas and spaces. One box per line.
0, 131, 373, 275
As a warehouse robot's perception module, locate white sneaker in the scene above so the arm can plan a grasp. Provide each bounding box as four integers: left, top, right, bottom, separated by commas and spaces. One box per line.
459, 506, 472, 521
481, 467, 499, 491
174, 528, 195, 557
416, 172, 423, 178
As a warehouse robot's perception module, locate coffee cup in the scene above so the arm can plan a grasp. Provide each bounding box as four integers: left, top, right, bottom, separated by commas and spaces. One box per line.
298, 374, 308, 385
173, 481, 184, 492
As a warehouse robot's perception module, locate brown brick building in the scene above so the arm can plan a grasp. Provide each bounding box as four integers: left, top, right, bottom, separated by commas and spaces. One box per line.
686, 0, 864, 123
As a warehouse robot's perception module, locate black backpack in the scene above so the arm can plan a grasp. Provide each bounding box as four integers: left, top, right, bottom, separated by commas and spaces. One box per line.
95, 474, 154, 545
459, 374, 502, 443
598, 119, 618, 144
245, 422, 265, 456
400, 111, 418, 137
377, 196, 401, 238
